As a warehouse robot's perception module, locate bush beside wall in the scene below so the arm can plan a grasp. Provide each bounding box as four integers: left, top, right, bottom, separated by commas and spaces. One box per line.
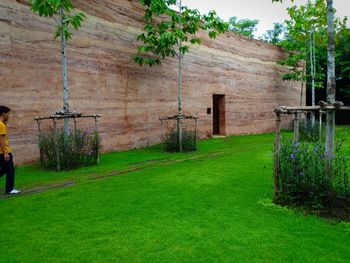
39, 129, 100, 171
163, 128, 197, 152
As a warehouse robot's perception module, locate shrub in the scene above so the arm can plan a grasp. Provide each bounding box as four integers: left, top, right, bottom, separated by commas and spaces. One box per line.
299, 118, 325, 143
39, 129, 100, 171
278, 139, 349, 217
164, 128, 197, 152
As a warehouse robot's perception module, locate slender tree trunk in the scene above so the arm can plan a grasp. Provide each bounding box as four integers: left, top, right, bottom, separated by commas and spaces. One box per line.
177, 0, 183, 152
178, 53, 183, 116
313, 31, 317, 129
310, 29, 316, 126
177, 50, 183, 152
325, 0, 336, 158
300, 61, 306, 106
313, 31, 316, 88
61, 7, 69, 134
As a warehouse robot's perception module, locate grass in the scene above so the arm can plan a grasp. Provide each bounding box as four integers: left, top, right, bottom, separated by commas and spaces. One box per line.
0, 129, 350, 262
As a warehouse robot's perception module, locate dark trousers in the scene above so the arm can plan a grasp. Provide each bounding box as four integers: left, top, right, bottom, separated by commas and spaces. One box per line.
0, 153, 15, 193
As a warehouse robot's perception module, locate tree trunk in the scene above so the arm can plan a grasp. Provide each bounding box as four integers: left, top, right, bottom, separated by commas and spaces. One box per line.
178, 50, 183, 117
325, 0, 336, 158
310, 29, 316, 126
300, 61, 306, 106
177, 51, 183, 152
177, 0, 183, 152
61, 7, 69, 134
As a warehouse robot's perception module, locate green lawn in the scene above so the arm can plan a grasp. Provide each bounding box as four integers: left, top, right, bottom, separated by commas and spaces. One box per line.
0, 130, 350, 262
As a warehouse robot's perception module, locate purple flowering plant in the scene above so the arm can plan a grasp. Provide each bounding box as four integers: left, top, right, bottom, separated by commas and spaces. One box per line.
277, 138, 349, 212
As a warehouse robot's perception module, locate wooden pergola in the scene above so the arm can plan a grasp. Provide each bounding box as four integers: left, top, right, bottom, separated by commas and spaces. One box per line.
273, 101, 350, 203
34, 111, 101, 171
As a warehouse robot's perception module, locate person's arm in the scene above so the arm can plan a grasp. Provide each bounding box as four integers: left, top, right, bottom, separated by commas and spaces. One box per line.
0, 135, 10, 162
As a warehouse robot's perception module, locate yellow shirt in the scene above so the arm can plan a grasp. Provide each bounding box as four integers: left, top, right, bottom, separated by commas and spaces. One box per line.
0, 121, 12, 154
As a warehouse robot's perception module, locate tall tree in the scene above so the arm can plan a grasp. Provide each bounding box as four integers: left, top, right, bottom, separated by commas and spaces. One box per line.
325, 0, 336, 157
30, 0, 85, 134
134, 0, 228, 151
272, 0, 344, 158
228, 16, 259, 38
279, 0, 328, 122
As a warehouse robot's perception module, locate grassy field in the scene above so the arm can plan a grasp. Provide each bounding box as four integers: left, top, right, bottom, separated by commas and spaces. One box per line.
0, 129, 350, 262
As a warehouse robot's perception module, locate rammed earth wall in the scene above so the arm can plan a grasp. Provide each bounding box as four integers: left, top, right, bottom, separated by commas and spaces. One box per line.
0, 0, 303, 164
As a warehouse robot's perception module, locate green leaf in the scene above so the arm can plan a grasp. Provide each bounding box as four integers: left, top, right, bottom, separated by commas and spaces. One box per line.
179, 45, 189, 55
190, 38, 202, 45
133, 0, 228, 67
30, 0, 85, 42
208, 31, 218, 39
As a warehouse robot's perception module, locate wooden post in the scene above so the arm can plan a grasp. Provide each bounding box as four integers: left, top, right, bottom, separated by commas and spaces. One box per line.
94, 116, 100, 165
194, 118, 198, 151
177, 117, 183, 152
160, 120, 164, 151
53, 118, 60, 172
36, 119, 42, 134
73, 117, 77, 131
293, 111, 299, 144
319, 110, 323, 141
274, 110, 282, 203
36, 119, 44, 167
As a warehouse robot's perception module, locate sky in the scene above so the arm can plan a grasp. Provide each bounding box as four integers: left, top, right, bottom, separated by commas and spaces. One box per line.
181, 0, 350, 37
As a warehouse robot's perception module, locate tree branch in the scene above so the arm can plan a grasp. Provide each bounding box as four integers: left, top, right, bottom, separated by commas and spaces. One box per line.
52, 15, 60, 26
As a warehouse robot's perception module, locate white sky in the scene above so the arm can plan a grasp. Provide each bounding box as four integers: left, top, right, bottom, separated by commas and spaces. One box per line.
182, 0, 350, 37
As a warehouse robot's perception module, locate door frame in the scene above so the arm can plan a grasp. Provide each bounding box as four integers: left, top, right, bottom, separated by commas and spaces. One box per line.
212, 94, 226, 135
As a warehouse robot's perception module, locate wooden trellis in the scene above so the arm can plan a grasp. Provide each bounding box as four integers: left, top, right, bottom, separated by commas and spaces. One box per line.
34, 111, 101, 171
273, 101, 350, 203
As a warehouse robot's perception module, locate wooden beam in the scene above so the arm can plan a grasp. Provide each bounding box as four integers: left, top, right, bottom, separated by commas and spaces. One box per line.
159, 114, 198, 121
277, 105, 350, 112
34, 114, 101, 121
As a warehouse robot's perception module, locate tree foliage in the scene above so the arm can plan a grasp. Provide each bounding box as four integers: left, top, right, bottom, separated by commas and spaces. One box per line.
133, 0, 228, 66
261, 23, 286, 45
336, 28, 350, 97
275, 0, 346, 85
228, 16, 259, 38
278, 0, 325, 83
30, 0, 85, 41
336, 29, 350, 79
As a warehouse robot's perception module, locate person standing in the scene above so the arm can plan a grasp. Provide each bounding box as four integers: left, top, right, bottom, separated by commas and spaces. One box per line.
0, 106, 20, 194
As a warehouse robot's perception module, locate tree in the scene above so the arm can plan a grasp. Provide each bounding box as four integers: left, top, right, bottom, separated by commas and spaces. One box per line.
325, 0, 335, 158
228, 16, 259, 38
134, 0, 228, 151
30, 0, 85, 134
272, 0, 341, 157
261, 23, 285, 45
278, 0, 329, 122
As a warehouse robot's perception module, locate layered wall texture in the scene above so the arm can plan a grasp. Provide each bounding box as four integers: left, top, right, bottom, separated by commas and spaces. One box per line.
0, 0, 303, 164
